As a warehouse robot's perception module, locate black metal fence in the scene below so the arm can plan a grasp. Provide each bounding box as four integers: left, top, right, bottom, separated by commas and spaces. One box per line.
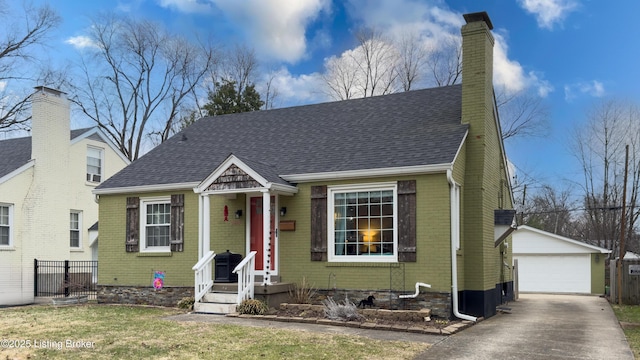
34, 259, 98, 299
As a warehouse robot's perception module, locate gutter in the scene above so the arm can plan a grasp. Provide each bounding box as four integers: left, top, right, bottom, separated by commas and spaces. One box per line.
447, 170, 478, 322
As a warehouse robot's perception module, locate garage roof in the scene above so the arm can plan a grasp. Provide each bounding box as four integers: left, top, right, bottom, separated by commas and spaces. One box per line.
513, 225, 611, 255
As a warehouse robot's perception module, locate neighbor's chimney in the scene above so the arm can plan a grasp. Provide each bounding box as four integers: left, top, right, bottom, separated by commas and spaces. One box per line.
30, 86, 70, 161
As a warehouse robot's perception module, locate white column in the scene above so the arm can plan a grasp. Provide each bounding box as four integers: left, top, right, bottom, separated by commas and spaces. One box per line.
203, 194, 211, 254
262, 191, 271, 285
198, 194, 203, 259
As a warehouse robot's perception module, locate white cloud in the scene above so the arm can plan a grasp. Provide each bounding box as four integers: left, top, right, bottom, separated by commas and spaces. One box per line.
493, 33, 553, 97
340, 1, 551, 99
64, 36, 99, 50
156, 0, 212, 13
156, 0, 331, 62
346, 0, 463, 42
564, 80, 605, 101
518, 0, 578, 29
259, 67, 327, 107
205, 0, 330, 63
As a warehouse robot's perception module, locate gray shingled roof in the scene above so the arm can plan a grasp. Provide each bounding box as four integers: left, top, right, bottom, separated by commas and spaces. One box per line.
0, 127, 96, 179
97, 85, 467, 190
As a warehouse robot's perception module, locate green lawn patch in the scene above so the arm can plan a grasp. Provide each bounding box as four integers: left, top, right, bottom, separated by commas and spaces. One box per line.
0, 304, 427, 359
613, 304, 640, 359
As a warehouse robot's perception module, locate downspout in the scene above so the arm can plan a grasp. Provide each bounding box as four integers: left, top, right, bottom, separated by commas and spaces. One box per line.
447, 170, 478, 322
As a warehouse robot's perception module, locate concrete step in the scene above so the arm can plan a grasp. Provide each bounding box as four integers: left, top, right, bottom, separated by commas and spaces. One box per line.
194, 301, 237, 314
203, 292, 237, 304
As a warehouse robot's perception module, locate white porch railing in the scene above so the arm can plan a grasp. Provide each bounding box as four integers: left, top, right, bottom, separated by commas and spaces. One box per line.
232, 251, 256, 304
192, 251, 216, 303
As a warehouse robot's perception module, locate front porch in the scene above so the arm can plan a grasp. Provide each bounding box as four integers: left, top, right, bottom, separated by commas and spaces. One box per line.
191, 155, 298, 313
195, 281, 293, 314
192, 250, 293, 314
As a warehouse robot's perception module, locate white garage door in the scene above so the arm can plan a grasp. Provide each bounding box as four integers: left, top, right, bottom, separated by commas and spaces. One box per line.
515, 254, 591, 293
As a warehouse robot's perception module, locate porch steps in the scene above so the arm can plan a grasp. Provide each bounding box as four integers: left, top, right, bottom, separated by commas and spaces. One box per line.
194, 291, 237, 314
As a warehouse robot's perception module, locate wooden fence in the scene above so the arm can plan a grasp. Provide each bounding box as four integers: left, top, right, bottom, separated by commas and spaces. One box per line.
609, 259, 640, 305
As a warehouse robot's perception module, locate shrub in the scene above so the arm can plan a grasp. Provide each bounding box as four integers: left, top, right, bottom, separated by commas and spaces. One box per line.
177, 297, 195, 310
237, 299, 268, 315
288, 277, 317, 304
322, 297, 363, 322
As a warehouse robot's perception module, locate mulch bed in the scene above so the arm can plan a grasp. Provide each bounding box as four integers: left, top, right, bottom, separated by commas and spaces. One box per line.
231, 304, 475, 335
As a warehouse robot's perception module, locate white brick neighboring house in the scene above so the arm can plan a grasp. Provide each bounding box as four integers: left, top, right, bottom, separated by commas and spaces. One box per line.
0, 87, 129, 306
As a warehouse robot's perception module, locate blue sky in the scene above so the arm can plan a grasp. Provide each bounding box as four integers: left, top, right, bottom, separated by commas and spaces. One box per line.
13, 0, 640, 194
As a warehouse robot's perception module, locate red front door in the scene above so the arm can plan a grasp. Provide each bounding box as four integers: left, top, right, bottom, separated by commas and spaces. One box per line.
250, 196, 276, 271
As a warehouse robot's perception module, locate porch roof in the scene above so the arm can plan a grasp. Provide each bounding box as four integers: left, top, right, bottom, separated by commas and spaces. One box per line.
95, 84, 467, 192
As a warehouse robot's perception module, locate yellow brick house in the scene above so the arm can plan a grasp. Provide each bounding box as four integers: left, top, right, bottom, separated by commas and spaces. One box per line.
94, 12, 515, 320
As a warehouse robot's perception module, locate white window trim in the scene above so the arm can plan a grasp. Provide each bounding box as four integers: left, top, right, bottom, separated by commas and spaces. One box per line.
139, 196, 171, 253
327, 182, 398, 263
0, 203, 13, 249
70, 210, 83, 250
86, 146, 104, 184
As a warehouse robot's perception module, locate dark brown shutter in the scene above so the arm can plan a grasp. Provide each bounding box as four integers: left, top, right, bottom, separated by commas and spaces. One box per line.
125, 197, 139, 252
170, 194, 185, 252
397, 180, 416, 262
310, 185, 327, 261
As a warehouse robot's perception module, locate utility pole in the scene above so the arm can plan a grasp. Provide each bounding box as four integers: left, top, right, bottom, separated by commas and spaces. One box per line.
617, 145, 629, 306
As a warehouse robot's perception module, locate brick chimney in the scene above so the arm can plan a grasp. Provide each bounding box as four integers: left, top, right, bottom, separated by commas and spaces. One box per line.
26, 86, 71, 261
461, 11, 494, 130
30, 86, 70, 166
459, 12, 499, 316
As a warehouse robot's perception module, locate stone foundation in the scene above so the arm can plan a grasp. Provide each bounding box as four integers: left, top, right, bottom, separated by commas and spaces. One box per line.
279, 303, 431, 322
314, 289, 452, 319
98, 285, 193, 307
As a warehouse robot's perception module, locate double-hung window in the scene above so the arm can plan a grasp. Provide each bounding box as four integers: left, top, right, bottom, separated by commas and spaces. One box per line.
328, 183, 397, 262
70, 211, 81, 248
0, 204, 12, 247
140, 198, 171, 252
86, 146, 103, 183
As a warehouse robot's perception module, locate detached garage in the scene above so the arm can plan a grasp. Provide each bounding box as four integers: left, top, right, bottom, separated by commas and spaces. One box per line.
513, 225, 610, 294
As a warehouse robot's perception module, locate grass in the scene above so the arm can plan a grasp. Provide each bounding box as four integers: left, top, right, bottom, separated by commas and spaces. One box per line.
612, 303, 640, 359
0, 304, 427, 359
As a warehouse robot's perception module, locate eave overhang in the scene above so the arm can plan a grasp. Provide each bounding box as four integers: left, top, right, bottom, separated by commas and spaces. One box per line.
281, 163, 453, 183
93, 182, 199, 196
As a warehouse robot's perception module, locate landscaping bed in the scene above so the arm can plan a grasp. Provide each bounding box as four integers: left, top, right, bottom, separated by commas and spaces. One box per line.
233, 303, 474, 335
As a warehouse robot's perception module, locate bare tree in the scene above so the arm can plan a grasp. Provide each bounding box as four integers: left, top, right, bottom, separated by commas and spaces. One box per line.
0, 1, 60, 132
521, 185, 577, 237
425, 35, 462, 87
322, 28, 399, 100
397, 31, 428, 92
497, 89, 550, 141
322, 53, 359, 100
221, 45, 258, 97
353, 29, 399, 97
571, 99, 640, 255
320, 26, 549, 142
262, 70, 280, 110
70, 14, 217, 160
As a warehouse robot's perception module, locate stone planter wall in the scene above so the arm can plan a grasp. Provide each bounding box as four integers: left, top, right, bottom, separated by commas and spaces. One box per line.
98, 285, 193, 307
314, 289, 452, 319
280, 303, 431, 322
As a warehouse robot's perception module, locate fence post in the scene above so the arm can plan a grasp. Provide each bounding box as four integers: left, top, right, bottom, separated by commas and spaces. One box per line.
64, 260, 70, 297
34, 259, 38, 297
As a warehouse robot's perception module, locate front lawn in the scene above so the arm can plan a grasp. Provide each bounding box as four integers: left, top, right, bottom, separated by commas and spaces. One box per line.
0, 304, 427, 359
613, 304, 640, 359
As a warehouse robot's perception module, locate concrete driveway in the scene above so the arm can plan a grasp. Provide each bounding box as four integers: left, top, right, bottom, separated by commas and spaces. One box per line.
420, 293, 634, 359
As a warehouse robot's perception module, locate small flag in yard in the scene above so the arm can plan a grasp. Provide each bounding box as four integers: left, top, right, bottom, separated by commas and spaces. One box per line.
153, 271, 165, 290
